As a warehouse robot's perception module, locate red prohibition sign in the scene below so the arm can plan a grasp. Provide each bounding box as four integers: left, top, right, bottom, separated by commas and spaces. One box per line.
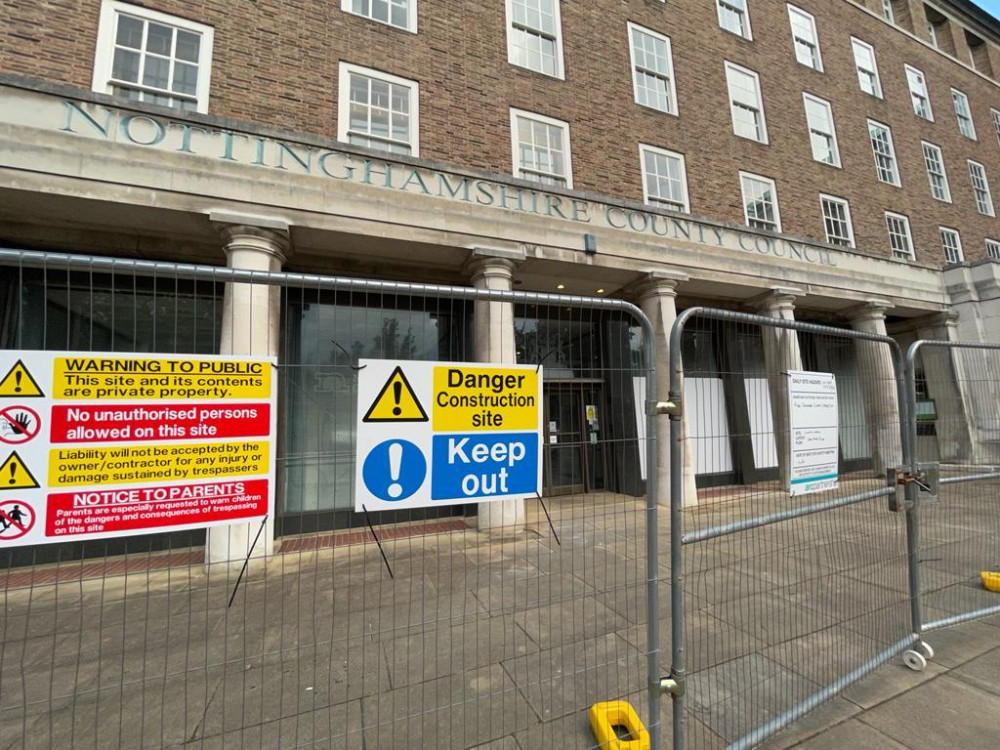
0, 500, 35, 541
0, 405, 41, 445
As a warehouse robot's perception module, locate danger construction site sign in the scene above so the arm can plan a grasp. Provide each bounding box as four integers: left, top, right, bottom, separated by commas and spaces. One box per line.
0, 351, 276, 547
354, 359, 543, 513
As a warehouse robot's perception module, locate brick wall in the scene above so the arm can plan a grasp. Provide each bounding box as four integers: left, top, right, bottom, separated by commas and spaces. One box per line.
2, 0, 999, 265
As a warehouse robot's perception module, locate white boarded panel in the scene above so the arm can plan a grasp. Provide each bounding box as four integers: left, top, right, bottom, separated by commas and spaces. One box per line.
686, 377, 733, 474
744, 377, 778, 469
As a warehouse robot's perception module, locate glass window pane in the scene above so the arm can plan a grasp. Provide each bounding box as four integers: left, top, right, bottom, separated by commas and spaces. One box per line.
175, 31, 200, 63
116, 15, 144, 48
172, 62, 199, 95
142, 56, 170, 90
145, 23, 173, 56
111, 48, 141, 83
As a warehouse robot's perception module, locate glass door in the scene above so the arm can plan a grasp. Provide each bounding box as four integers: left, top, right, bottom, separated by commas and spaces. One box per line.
544, 385, 586, 495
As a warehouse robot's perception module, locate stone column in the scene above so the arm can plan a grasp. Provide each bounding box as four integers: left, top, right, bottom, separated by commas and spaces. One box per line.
467, 247, 526, 531
636, 271, 697, 508
206, 212, 290, 566
754, 287, 805, 490
913, 312, 974, 463
847, 299, 903, 475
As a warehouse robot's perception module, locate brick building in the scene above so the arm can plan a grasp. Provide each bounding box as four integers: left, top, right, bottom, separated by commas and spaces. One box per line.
1, 0, 999, 560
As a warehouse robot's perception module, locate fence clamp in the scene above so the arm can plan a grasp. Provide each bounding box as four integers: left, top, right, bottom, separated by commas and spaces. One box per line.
648, 399, 681, 418
658, 673, 684, 697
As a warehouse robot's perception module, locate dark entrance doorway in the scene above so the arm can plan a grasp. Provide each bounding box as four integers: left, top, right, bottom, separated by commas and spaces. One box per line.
542, 382, 609, 496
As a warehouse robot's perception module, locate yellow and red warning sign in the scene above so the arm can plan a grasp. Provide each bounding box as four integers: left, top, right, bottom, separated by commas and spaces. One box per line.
0, 351, 276, 547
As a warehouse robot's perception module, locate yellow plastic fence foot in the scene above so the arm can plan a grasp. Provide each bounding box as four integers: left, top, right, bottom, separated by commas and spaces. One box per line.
588, 700, 650, 750
981, 571, 1000, 592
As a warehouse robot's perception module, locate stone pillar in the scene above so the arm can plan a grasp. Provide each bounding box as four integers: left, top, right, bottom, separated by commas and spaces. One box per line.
913, 312, 974, 463
467, 247, 526, 531
206, 212, 290, 566
636, 271, 697, 508
754, 287, 805, 490
847, 299, 903, 475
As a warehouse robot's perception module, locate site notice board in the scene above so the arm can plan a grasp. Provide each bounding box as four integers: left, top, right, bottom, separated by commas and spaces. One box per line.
0, 351, 276, 547
354, 359, 542, 512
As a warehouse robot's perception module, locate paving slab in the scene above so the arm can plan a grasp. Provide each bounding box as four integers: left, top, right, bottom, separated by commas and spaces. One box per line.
841, 660, 947, 709
792, 718, 908, 749
948, 646, 1000, 696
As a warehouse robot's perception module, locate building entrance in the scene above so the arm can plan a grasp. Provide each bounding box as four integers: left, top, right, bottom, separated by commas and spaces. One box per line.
542, 382, 609, 496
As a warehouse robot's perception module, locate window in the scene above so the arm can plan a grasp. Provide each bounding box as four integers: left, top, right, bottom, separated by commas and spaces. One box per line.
628, 23, 677, 115
341, 0, 415, 32
986, 239, 1000, 260
788, 5, 822, 70
510, 108, 572, 187
725, 62, 767, 143
851, 38, 882, 98
506, 0, 564, 78
940, 228, 963, 264
868, 120, 900, 186
717, 0, 752, 39
740, 172, 780, 231
337, 63, 419, 155
885, 212, 914, 260
640, 145, 689, 212
921, 142, 950, 202
992, 109, 1000, 149
969, 160, 994, 216
92, 1, 214, 112
966, 31, 993, 76
952, 89, 976, 140
820, 194, 854, 247
925, 5, 955, 55
905, 65, 932, 120
926, 21, 937, 48
804, 94, 839, 166
881, 0, 894, 23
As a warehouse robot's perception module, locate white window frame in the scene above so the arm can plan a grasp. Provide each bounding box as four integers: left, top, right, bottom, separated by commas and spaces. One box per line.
340, 0, 417, 33
952, 88, 976, 140
627, 22, 678, 116
868, 119, 900, 187
851, 37, 882, 98
505, 0, 565, 79
337, 63, 420, 156
885, 211, 915, 261
803, 93, 840, 167
739, 172, 781, 232
905, 65, 933, 121
639, 144, 689, 212
819, 193, 855, 248
882, 0, 894, 23
92, 0, 214, 113
940, 227, 964, 264
969, 160, 995, 216
725, 61, 768, 144
991, 109, 1000, 149
509, 108, 573, 188
787, 5, 822, 71
986, 239, 1000, 260
921, 141, 951, 203
717, 0, 753, 40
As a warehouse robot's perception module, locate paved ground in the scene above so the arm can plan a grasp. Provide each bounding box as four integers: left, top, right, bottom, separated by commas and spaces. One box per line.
1, 471, 998, 749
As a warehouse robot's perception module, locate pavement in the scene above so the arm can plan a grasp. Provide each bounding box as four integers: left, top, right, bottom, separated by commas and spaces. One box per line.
1, 472, 999, 749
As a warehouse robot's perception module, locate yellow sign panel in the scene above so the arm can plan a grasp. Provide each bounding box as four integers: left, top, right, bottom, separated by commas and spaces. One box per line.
433, 366, 538, 431
49, 440, 269, 487
363, 367, 428, 422
0, 451, 41, 490
0, 360, 44, 397
51, 357, 271, 400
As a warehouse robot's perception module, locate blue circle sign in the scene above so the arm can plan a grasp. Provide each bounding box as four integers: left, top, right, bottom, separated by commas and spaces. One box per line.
362, 439, 427, 502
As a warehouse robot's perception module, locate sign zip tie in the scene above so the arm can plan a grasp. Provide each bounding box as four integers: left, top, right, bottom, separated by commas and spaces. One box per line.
362, 504, 394, 579
228, 514, 268, 609
331, 339, 366, 370
535, 492, 560, 546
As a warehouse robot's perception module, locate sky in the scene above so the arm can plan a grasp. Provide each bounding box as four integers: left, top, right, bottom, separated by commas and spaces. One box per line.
971, 0, 1000, 21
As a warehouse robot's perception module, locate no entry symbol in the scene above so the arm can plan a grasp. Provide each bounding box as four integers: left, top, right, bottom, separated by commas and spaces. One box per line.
0, 405, 41, 445
0, 500, 35, 541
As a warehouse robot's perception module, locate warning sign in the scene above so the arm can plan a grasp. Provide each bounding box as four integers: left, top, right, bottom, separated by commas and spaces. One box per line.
0, 360, 44, 398
0, 500, 35, 541
355, 359, 542, 512
363, 367, 428, 422
0, 405, 41, 444
0, 351, 276, 547
0, 451, 40, 490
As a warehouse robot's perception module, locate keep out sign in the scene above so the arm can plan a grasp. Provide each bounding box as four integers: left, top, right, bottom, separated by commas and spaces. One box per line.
354, 360, 542, 512
0, 352, 276, 547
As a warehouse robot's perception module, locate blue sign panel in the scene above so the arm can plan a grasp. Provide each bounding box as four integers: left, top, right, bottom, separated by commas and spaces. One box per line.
362, 439, 427, 502
431, 432, 538, 501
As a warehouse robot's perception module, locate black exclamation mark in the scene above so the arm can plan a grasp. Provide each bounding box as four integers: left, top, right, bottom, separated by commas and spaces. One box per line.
14, 371, 22, 393
392, 381, 402, 416
8, 460, 16, 485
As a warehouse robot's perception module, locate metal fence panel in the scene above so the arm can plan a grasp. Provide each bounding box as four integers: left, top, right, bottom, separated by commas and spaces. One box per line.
906, 340, 1000, 633
667, 308, 920, 750
0, 249, 662, 750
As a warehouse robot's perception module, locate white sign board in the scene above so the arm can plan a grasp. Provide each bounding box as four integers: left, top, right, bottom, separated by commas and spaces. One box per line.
0, 351, 277, 547
354, 360, 543, 512
788, 370, 839, 497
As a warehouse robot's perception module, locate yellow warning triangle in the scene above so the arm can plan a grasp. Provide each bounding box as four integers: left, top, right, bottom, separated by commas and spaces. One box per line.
0, 360, 44, 398
0, 451, 40, 491
363, 366, 428, 422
